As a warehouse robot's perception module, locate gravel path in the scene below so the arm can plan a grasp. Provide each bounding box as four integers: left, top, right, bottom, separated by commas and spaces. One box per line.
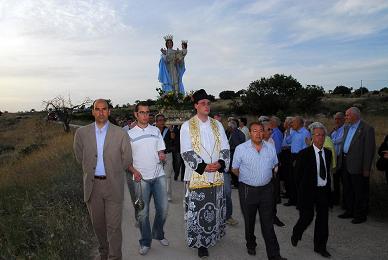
120, 180, 388, 260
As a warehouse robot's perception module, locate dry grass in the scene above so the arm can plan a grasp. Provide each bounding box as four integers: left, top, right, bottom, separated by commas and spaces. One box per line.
0, 114, 94, 259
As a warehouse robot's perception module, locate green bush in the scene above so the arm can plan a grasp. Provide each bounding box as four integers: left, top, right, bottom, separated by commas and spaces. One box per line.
0, 142, 94, 259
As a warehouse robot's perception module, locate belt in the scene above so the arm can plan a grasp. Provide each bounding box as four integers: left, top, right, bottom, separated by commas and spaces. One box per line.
94, 175, 106, 180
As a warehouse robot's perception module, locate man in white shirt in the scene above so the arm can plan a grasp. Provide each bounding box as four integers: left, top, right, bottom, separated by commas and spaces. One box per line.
127, 101, 169, 255
291, 123, 332, 258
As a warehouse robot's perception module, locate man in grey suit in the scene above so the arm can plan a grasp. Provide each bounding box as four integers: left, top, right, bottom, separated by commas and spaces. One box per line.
337, 107, 375, 224
73, 99, 132, 260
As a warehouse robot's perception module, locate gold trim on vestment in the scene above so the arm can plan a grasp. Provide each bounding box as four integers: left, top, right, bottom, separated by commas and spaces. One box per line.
188, 116, 224, 189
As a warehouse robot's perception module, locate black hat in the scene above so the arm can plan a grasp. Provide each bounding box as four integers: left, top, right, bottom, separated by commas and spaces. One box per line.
192, 89, 209, 103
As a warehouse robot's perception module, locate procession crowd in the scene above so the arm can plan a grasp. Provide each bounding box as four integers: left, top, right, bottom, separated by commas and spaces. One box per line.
73, 89, 387, 260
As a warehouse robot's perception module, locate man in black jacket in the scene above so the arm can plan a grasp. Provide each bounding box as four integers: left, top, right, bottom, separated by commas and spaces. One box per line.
291, 122, 332, 258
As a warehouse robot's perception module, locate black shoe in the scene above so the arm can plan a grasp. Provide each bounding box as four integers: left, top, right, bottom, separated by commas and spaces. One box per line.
351, 217, 366, 224
247, 248, 256, 256
283, 201, 296, 207
314, 249, 331, 258
274, 216, 285, 227
291, 235, 298, 247
338, 212, 353, 219
269, 256, 287, 260
198, 247, 209, 258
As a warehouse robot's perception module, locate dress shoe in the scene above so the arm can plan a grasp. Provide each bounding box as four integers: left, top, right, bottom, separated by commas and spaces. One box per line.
338, 212, 353, 219
351, 217, 366, 224
274, 216, 285, 227
247, 248, 256, 255
198, 247, 209, 258
291, 235, 298, 247
314, 249, 331, 258
283, 201, 296, 207
269, 256, 287, 260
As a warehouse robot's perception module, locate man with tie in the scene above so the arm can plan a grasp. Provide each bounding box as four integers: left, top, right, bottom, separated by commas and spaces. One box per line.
73, 99, 132, 260
291, 122, 332, 258
337, 107, 375, 224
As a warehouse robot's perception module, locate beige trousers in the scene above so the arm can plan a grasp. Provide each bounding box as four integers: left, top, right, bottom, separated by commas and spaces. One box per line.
86, 179, 123, 260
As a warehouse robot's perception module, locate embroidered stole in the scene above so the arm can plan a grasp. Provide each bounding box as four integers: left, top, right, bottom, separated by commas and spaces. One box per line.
188, 117, 224, 189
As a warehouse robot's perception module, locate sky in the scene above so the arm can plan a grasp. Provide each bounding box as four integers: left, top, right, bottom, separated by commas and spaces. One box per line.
1, 0, 388, 112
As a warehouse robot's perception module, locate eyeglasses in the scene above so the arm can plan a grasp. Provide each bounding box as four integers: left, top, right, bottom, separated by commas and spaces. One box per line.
137, 111, 150, 115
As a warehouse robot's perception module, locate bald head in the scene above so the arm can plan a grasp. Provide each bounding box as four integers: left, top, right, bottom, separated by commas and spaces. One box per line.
334, 112, 345, 128
345, 107, 361, 124
291, 116, 303, 130
93, 99, 109, 109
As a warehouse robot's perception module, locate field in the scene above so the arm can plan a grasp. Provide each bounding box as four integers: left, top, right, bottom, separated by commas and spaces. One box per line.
0, 114, 94, 259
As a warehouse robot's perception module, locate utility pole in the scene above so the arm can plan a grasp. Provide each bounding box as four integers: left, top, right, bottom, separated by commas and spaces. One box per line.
360, 80, 363, 95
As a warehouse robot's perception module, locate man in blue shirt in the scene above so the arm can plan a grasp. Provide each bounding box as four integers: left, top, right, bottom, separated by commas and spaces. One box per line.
337, 107, 375, 224
330, 112, 345, 205
232, 122, 287, 260
284, 116, 311, 206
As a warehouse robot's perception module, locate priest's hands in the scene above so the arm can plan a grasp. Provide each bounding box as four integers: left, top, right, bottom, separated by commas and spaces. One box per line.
205, 162, 221, 172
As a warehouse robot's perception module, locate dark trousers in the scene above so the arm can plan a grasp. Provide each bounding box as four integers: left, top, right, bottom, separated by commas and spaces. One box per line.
288, 153, 298, 204
238, 182, 280, 259
332, 166, 341, 205
279, 148, 292, 197
173, 152, 185, 181
292, 187, 329, 251
230, 149, 239, 187
342, 168, 369, 219
272, 174, 281, 216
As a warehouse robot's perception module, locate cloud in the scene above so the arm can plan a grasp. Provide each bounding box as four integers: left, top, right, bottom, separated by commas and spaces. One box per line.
0, 0, 131, 40
0, 0, 388, 111
334, 0, 388, 15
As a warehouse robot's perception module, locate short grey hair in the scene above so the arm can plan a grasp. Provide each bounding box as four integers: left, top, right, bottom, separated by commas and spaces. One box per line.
334, 112, 344, 119
348, 107, 361, 119
285, 116, 294, 124
258, 115, 270, 123
308, 121, 327, 135
228, 120, 237, 129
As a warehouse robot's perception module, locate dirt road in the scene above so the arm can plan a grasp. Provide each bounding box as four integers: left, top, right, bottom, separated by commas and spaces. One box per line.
121, 180, 388, 260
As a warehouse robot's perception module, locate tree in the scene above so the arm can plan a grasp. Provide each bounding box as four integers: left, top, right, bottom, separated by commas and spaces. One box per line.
241, 74, 303, 114
332, 85, 352, 95
43, 95, 92, 132
353, 87, 369, 96
219, 90, 237, 100
380, 87, 388, 93
294, 85, 325, 111
208, 94, 216, 102
236, 89, 246, 97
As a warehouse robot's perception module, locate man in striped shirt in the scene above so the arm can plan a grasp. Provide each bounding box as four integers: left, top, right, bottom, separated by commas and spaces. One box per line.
232, 122, 286, 260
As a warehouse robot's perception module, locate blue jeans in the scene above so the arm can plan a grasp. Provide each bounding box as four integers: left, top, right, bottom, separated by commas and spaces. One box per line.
224, 172, 233, 219
137, 175, 168, 247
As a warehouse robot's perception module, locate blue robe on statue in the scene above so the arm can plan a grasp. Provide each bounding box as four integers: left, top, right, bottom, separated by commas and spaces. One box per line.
158, 56, 185, 95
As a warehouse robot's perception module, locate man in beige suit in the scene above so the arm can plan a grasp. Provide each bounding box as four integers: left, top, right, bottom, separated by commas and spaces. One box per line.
73, 99, 132, 260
